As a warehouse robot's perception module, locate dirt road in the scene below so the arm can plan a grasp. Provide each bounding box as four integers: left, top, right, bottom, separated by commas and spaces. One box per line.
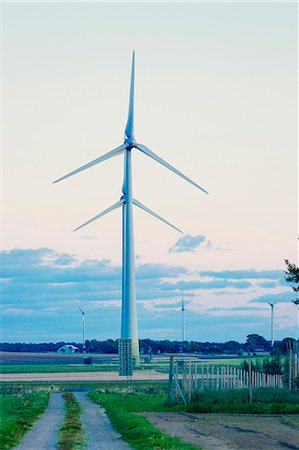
142, 412, 299, 450
0, 370, 168, 382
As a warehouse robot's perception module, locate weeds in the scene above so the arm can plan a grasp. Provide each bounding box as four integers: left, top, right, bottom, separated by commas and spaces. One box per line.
58, 392, 84, 450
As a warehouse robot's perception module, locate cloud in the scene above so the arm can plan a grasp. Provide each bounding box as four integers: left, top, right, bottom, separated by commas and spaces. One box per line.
250, 292, 295, 303
169, 234, 207, 253
1, 247, 295, 342
200, 269, 284, 281
136, 263, 187, 279
158, 279, 252, 291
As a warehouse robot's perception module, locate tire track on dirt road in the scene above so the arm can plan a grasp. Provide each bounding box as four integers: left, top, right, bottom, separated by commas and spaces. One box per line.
74, 392, 131, 449
15, 393, 64, 450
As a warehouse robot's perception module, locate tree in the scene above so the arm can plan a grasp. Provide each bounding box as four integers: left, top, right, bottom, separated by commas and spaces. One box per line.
284, 259, 299, 293
245, 334, 268, 351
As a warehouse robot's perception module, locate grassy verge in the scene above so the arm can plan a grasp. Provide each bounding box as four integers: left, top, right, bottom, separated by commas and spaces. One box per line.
58, 392, 84, 450
0, 390, 49, 449
1, 363, 120, 373
88, 387, 198, 449
183, 388, 299, 414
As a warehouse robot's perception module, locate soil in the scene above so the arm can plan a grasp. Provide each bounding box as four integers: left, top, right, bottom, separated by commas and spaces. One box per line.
0, 351, 119, 365
142, 412, 299, 450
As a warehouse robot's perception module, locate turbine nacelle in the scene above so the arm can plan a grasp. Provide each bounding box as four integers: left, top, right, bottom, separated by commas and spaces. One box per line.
124, 137, 137, 148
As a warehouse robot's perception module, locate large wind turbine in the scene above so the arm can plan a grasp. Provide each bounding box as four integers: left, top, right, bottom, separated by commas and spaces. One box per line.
53, 52, 208, 367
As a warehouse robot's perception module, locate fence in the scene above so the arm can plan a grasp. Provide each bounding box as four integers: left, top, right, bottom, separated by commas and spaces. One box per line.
167, 357, 283, 404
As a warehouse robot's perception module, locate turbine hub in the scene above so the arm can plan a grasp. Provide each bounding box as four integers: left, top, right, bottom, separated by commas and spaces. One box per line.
124, 136, 137, 148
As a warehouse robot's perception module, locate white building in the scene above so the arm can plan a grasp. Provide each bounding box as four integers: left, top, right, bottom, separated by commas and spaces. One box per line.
57, 344, 79, 354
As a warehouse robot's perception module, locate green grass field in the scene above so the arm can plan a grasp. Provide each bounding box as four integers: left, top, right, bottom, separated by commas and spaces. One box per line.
0, 390, 49, 449
0, 363, 167, 374
184, 387, 299, 414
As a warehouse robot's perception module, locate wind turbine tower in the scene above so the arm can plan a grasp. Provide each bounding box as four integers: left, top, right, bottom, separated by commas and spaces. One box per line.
181, 291, 186, 342
267, 302, 275, 347
53, 52, 208, 369
75, 305, 86, 354
291, 299, 299, 341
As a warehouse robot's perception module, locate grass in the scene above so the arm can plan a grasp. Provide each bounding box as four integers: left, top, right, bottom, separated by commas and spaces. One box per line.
58, 392, 84, 450
0, 363, 166, 374
0, 363, 119, 373
183, 388, 299, 414
0, 390, 49, 449
88, 386, 199, 449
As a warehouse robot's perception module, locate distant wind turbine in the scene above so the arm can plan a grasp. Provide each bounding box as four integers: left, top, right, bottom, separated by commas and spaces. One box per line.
267, 302, 275, 347
291, 299, 299, 341
181, 290, 186, 342
53, 52, 208, 366
74, 304, 86, 354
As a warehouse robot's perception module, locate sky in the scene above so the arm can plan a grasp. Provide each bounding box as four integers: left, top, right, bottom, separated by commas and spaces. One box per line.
1, 1, 298, 344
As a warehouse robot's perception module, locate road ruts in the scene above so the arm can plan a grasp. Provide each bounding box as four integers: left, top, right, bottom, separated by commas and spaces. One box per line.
15, 393, 64, 450
75, 392, 131, 449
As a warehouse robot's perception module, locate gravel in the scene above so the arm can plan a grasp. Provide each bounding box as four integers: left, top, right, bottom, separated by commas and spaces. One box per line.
15, 393, 64, 450
75, 392, 131, 449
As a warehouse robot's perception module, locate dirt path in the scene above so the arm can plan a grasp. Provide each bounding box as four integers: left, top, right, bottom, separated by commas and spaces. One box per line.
15, 393, 64, 450
1, 370, 167, 382
142, 412, 299, 450
75, 392, 131, 449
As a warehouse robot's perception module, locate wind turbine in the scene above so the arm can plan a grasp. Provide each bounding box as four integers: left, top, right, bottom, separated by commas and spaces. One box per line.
74, 304, 86, 354
267, 302, 275, 347
181, 290, 186, 342
291, 299, 299, 341
53, 52, 208, 367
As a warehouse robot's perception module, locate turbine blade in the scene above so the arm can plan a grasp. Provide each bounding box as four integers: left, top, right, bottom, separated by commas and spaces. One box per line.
73, 302, 85, 315
125, 50, 135, 138
74, 199, 124, 232
133, 198, 183, 233
53, 144, 127, 184
136, 143, 208, 194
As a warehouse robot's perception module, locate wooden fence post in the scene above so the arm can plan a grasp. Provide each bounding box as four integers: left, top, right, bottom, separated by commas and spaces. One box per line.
248, 360, 252, 403
167, 355, 174, 405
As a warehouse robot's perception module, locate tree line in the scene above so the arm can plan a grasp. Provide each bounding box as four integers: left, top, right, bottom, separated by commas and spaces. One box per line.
0, 334, 294, 355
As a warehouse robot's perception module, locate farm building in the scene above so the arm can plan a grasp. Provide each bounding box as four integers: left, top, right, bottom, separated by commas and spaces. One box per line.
57, 344, 79, 354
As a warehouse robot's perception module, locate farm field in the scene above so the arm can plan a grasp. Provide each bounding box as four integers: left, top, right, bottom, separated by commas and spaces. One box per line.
0, 370, 169, 382
0, 351, 119, 365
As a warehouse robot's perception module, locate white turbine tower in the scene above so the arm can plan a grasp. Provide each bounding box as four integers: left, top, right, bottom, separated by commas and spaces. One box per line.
53, 52, 208, 368
75, 304, 86, 354
181, 290, 186, 342
267, 302, 275, 347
